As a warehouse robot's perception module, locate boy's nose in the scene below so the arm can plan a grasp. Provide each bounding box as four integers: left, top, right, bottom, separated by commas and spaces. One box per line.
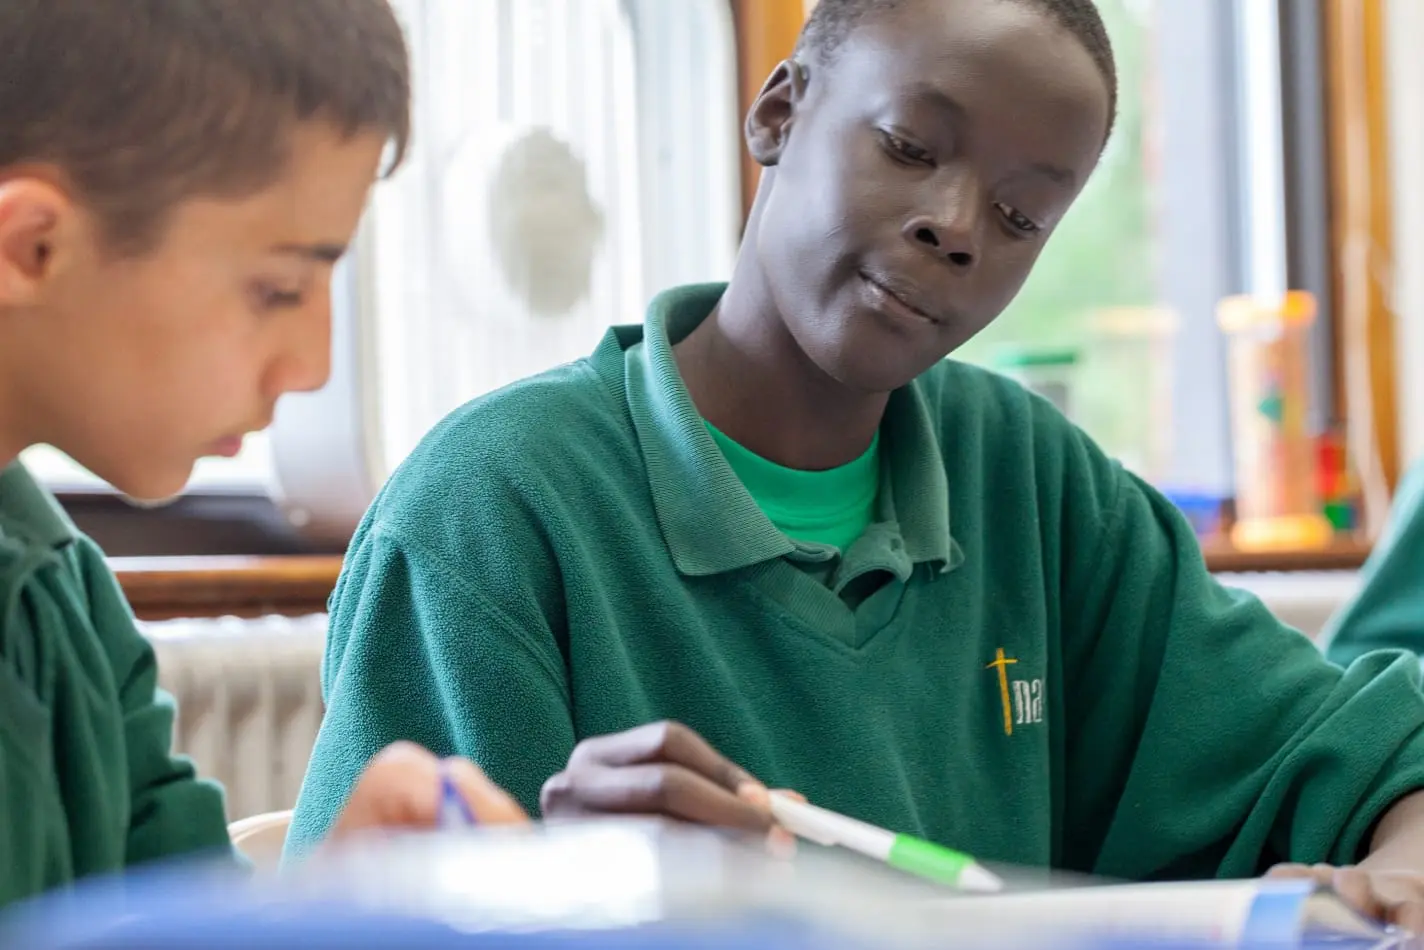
906, 218, 977, 269
269, 304, 333, 397
904, 173, 983, 269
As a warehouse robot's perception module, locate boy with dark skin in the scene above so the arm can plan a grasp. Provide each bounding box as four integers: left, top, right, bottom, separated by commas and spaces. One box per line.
678, 1, 1111, 469
293, 0, 1424, 928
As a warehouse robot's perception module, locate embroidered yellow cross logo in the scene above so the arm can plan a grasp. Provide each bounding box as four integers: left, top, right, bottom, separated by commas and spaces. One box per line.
986, 647, 1018, 736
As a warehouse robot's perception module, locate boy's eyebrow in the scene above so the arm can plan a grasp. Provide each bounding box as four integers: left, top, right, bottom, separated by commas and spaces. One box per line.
1028, 162, 1076, 188
905, 82, 968, 124
271, 242, 348, 263
903, 83, 1077, 189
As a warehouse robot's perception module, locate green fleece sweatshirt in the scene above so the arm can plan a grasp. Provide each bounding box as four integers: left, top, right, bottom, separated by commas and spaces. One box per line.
1323, 461, 1424, 667
289, 284, 1424, 880
0, 463, 232, 908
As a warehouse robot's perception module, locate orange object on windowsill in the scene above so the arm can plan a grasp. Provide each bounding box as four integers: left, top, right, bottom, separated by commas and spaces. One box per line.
1217, 291, 1334, 552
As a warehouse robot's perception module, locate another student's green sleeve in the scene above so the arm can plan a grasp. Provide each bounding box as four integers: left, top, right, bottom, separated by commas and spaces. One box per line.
1056, 436, 1424, 879
286, 515, 575, 856
73, 538, 233, 866
1320, 462, 1424, 667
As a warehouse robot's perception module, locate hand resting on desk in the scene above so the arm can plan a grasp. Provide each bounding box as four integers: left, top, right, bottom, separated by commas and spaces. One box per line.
1268, 787, 1424, 933
322, 741, 529, 847
540, 720, 797, 853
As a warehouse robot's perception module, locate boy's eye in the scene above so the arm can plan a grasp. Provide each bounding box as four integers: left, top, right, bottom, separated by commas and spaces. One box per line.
252, 284, 306, 310
878, 130, 932, 165
995, 202, 1041, 235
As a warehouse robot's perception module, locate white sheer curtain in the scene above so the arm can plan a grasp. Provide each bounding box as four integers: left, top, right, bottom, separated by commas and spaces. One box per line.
368, 0, 642, 469
269, 0, 741, 537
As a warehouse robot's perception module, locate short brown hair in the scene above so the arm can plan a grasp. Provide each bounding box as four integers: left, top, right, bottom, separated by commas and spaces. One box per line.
0, 0, 411, 255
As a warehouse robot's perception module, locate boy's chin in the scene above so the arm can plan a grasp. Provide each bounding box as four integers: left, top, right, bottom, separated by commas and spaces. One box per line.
119, 488, 186, 510
800, 334, 945, 396
106, 462, 196, 508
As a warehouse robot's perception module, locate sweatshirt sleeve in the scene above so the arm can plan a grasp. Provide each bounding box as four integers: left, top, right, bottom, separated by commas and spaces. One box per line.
285, 520, 575, 858
1057, 445, 1424, 880
74, 539, 234, 868
1320, 462, 1424, 667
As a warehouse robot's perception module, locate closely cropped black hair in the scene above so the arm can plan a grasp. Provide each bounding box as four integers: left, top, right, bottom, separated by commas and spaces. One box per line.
794, 0, 1118, 138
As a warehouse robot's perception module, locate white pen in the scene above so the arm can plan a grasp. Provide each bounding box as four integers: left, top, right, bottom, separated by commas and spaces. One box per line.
769, 792, 1004, 893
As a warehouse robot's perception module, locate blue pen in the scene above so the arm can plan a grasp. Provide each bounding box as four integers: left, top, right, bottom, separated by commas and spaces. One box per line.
437, 767, 478, 828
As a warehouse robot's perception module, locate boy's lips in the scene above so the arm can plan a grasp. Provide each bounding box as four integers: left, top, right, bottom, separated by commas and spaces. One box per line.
858, 270, 947, 326
206, 416, 273, 458
206, 435, 246, 458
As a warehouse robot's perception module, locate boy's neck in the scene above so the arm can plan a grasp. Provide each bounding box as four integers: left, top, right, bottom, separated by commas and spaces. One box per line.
673, 234, 888, 472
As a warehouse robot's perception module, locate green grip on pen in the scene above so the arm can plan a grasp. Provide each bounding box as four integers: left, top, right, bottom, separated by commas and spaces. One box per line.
887, 834, 974, 886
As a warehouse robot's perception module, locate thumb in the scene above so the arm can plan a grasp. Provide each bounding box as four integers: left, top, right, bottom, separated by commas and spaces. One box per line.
325, 742, 527, 844
439, 755, 528, 825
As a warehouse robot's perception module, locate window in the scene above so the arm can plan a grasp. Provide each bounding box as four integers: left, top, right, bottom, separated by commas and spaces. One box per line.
952, 0, 1353, 553
265, 0, 743, 538
956, 0, 1167, 480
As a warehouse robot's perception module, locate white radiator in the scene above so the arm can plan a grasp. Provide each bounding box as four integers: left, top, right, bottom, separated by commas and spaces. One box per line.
143, 613, 329, 822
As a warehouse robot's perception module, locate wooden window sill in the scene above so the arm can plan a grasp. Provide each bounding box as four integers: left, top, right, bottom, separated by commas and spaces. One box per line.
110, 539, 1374, 621
112, 555, 344, 621
1198, 537, 1372, 574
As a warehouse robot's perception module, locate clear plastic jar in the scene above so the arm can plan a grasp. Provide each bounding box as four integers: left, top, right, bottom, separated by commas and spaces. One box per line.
1217, 291, 1333, 551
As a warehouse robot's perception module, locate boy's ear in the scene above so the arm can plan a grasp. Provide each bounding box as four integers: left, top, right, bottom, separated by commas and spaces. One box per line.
745, 59, 809, 168
0, 179, 79, 307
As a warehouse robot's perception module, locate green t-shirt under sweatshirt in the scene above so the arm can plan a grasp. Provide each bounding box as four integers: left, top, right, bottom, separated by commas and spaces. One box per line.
1323, 460, 1424, 667
290, 283, 1424, 880
704, 420, 880, 554
0, 463, 231, 908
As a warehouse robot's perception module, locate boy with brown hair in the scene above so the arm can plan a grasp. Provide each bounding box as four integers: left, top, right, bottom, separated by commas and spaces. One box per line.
0, 0, 523, 909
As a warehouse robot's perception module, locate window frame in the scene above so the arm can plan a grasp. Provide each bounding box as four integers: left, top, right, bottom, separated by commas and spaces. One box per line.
1384, 0, 1424, 468
1323, 0, 1405, 539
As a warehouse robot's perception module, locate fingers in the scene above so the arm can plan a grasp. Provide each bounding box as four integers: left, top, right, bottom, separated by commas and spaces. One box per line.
440, 755, 529, 825
1267, 864, 1383, 922
1392, 892, 1424, 936
326, 742, 527, 845
1268, 863, 1424, 932
326, 741, 434, 838
543, 721, 773, 832
1353, 869, 1424, 932
543, 761, 771, 831
1263, 863, 1316, 880
1329, 867, 1385, 923
568, 721, 760, 795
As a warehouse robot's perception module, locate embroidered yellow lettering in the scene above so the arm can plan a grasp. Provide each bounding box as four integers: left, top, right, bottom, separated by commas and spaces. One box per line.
986, 648, 1018, 736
